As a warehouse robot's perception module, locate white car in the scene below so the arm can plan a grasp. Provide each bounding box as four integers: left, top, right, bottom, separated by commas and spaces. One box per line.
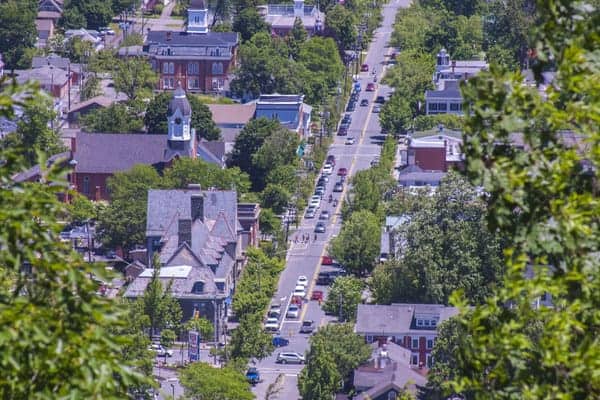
149, 344, 173, 357
265, 317, 280, 332
345, 137, 356, 145
309, 195, 321, 209
323, 164, 333, 175
293, 285, 307, 299
296, 275, 309, 287
286, 304, 300, 318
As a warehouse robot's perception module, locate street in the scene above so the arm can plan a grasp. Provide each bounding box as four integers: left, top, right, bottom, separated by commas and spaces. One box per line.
251, 1, 409, 398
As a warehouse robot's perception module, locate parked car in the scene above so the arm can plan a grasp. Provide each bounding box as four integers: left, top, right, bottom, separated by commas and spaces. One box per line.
319, 174, 330, 183
311, 290, 324, 301
246, 367, 260, 385
264, 317, 279, 332
333, 182, 344, 192
346, 102, 356, 112
337, 126, 348, 136
323, 164, 333, 175
297, 275, 309, 287
341, 114, 352, 124
300, 320, 316, 334
322, 255, 334, 265
373, 105, 381, 113
276, 352, 305, 364
305, 208, 317, 219
337, 167, 348, 176
314, 222, 326, 233
317, 272, 331, 285
345, 137, 356, 145
309, 198, 320, 209
360, 99, 369, 106
272, 336, 289, 347
326, 155, 336, 165
314, 187, 325, 197
149, 344, 173, 358
366, 82, 376, 91
319, 210, 330, 220
375, 95, 386, 104
293, 285, 307, 299
286, 304, 300, 318
361, 63, 369, 72
370, 157, 380, 166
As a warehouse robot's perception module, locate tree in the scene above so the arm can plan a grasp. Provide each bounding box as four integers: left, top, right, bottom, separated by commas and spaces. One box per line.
188, 95, 221, 140
329, 210, 380, 276
184, 316, 214, 341
266, 164, 298, 194
97, 164, 162, 252
229, 313, 274, 361
67, 192, 102, 223
65, 36, 95, 63
81, 102, 144, 133
379, 93, 414, 135
62, 0, 114, 30
323, 276, 364, 322
162, 157, 250, 193
139, 257, 183, 338
232, 8, 270, 42
287, 17, 307, 60
370, 172, 504, 305
298, 342, 341, 400
259, 208, 282, 236
80, 74, 102, 101
113, 57, 158, 100
297, 36, 344, 104
261, 184, 291, 214
0, 83, 150, 397
445, 1, 600, 398
324, 4, 358, 51
160, 329, 177, 349
180, 362, 253, 400
0, 0, 37, 70
143, 91, 171, 134
59, 6, 87, 29
252, 126, 301, 190
382, 50, 435, 112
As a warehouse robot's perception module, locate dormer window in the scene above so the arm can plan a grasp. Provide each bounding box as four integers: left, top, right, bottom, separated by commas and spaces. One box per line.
192, 281, 204, 294
416, 319, 424, 327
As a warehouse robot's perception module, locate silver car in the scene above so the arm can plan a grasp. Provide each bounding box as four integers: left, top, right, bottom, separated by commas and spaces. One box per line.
276, 352, 305, 364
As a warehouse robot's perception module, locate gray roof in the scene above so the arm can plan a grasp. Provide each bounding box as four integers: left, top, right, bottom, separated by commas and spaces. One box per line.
146, 31, 238, 47
355, 304, 458, 335
73, 131, 168, 173
12, 151, 70, 182
189, 0, 206, 8
15, 65, 69, 87
168, 85, 192, 117
197, 140, 226, 166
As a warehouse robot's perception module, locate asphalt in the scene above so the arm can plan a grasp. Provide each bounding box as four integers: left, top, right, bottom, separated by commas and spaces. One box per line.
251, 1, 410, 398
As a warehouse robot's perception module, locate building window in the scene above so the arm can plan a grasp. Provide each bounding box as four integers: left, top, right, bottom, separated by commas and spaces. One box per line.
426, 354, 433, 368
169, 62, 175, 74
216, 282, 225, 293
387, 391, 398, 400
424, 319, 431, 327
212, 62, 224, 75
82, 176, 90, 195
188, 62, 199, 75
450, 103, 461, 111
163, 78, 174, 89
191, 281, 204, 294
428, 102, 438, 111
366, 335, 373, 343
411, 354, 418, 365
188, 78, 199, 90
412, 338, 419, 349
162, 62, 169, 74
431, 320, 437, 327
416, 319, 424, 327
427, 339, 434, 349
437, 103, 447, 111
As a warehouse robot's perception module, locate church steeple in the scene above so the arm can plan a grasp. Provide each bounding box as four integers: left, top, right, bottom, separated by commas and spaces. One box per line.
166, 84, 195, 159
187, 0, 209, 34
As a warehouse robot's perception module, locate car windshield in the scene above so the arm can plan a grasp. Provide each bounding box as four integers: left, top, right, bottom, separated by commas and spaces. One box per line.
289, 305, 298, 310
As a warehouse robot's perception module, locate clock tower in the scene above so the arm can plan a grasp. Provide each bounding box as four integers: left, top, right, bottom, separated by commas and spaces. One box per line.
166, 84, 196, 159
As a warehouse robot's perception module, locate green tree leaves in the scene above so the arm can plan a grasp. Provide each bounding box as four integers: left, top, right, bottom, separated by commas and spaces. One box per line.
323, 276, 364, 322
180, 362, 254, 400
113, 57, 158, 101
0, 0, 36, 69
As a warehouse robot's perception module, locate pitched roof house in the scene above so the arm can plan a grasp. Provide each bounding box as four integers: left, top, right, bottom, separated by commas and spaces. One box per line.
259, 0, 324, 36
255, 94, 313, 138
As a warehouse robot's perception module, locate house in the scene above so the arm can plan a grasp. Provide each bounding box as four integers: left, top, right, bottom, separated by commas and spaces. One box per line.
14, 65, 70, 98
124, 185, 260, 335
66, 96, 115, 128
38, 0, 63, 14
70, 86, 197, 200
355, 303, 459, 368
144, 0, 240, 93
258, 0, 324, 37
207, 103, 256, 144
35, 18, 54, 48
32, 54, 81, 84
352, 342, 428, 399
379, 215, 410, 262
425, 48, 488, 115
407, 130, 463, 172
65, 29, 104, 52
197, 139, 229, 168
255, 94, 313, 138
397, 165, 447, 188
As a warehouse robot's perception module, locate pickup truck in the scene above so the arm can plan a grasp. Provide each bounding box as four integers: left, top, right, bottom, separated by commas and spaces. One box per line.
246, 367, 260, 385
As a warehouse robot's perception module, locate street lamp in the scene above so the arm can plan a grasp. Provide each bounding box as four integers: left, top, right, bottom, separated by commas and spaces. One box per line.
170, 383, 175, 399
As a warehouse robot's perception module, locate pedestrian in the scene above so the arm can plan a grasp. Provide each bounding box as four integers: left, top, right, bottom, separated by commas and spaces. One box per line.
314, 233, 317, 241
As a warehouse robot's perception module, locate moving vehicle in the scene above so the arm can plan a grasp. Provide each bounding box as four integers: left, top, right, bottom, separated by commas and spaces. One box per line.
293, 285, 307, 299
297, 275, 309, 287
272, 336, 289, 347
321, 255, 334, 265
264, 317, 280, 332
319, 210, 330, 220
361, 63, 369, 72
333, 182, 344, 192
375, 95, 386, 104
345, 137, 356, 145
246, 367, 260, 385
305, 208, 316, 219
276, 352, 305, 364
314, 222, 326, 233
269, 303, 282, 318
373, 105, 381, 113
149, 344, 173, 358
337, 167, 348, 176
300, 320, 316, 334
286, 304, 300, 318
323, 164, 333, 175
366, 82, 376, 91
360, 99, 369, 106
311, 290, 324, 301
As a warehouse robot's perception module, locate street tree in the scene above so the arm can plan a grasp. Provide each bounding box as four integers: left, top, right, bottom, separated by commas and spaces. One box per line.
0, 0, 37, 70
379, 93, 414, 135
229, 313, 274, 361
445, 1, 600, 398
323, 276, 364, 322
297, 36, 344, 104
67, 192, 102, 223
287, 17, 307, 60
298, 342, 341, 400
113, 57, 158, 100
0, 82, 151, 397
252, 125, 301, 190
261, 184, 291, 215
184, 316, 214, 341
81, 102, 144, 133
162, 157, 250, 193
266, 164, 298, 194
232, 7, 270, 42
258, 208, 282, 237
382, 50, 435, 111
188, 95, 222, 140
324, 4, 358, 51
329, 210, 380, 276
97, 164, 162, 253
180, 362, 253, 400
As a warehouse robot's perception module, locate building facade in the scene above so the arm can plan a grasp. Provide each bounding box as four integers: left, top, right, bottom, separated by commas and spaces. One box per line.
144, 0, 239, 93
259, 0, 324, 37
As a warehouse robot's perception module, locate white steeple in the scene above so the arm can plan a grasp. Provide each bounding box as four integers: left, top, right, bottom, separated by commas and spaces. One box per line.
167, 84, 192, 142
187, 0, 209, 34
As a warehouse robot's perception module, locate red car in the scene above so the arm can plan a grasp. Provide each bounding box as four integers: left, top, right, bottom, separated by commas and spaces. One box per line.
322, 256, 333, 265
337, 167, 348, 176
366, 83, 376, 91
360, 63, 369, 72
311, 290, 324, 301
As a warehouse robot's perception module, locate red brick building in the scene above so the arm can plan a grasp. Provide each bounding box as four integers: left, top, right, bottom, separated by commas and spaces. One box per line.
144, 0, 239, 93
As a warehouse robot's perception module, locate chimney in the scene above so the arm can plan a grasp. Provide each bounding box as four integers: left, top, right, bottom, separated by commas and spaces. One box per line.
70, 137, 76, 154
166, 31, 172, 41
191, 193, 204, 222
94, 186, 101, 201
178, 219, 192, 246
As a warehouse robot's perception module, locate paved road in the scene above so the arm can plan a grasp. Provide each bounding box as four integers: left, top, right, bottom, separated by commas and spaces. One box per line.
251, 1, 408, 399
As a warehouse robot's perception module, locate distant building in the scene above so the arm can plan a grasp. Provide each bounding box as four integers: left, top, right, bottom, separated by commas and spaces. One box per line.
379, 215, 410, 262
424, 48, 488, 115
65, 29, 104, 52
35, 18, 54, 48
259, 0, 324, 36
37, 0, 63, 24
355, 303, 459, 368
255, 94, 312, 138
14, 65, 70, 98
144, 0, 239, 93
66, 95, 115, 128
206, 103, 256, 144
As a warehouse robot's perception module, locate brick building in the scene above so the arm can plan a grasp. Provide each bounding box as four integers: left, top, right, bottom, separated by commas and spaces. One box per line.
144, 0, 239, 93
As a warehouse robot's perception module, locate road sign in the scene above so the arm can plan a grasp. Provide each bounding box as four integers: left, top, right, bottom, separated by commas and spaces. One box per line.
188, 330, 200, 361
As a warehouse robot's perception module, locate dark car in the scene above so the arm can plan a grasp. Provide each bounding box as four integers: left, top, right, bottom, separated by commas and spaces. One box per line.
246, 367, 260, 385
360, 99, 369, 106
326, 155, 336, 165
342, 114, 352, 124
317, 272, 331, 285
314, 222, 326, 233
375, 95, 386, 104
337, 127, 348, 136
361, 63, 369, 72
333, 182, 344, 192
346, 102, 356, 112
272, 336, 290, 347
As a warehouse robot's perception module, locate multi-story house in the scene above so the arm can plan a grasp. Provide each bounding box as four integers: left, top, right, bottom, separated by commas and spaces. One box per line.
424, 48, 488, 116
355, 303, 459, 368
259, 0, 324, 37
144, 0, 239, 93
